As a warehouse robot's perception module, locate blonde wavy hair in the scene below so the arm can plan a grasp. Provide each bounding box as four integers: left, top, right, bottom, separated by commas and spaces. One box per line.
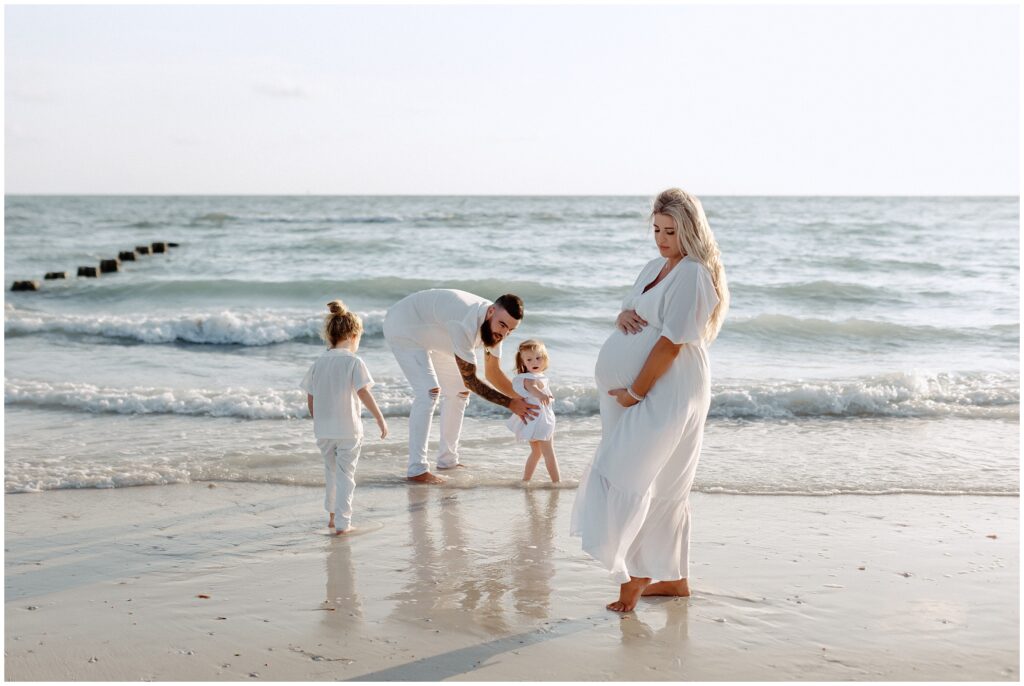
651, 188, 729, 342
514, 339, 550, 374
322, 299, 363, 348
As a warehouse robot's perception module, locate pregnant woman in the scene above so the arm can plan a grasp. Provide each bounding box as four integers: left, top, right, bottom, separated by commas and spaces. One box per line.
571, 187, 729, 612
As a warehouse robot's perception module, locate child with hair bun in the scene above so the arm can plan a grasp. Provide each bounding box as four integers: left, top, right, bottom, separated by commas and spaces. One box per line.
506, 339, 560, 483
301, 300, 388, 535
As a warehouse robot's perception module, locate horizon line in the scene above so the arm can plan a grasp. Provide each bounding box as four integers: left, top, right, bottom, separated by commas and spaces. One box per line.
5, 192, 1020, 199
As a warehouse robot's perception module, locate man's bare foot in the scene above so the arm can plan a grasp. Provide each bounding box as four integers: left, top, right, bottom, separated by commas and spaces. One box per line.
436, 463, 466, 471
641, 579, 691, 597
334, 527, 354, 536
328, 518, 335, 529
407, 472, 446, 484
606, 576, 652, 612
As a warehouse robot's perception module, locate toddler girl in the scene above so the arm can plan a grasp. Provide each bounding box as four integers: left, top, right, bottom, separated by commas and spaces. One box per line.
506, 339, 560, 483
301, 300, 388, 535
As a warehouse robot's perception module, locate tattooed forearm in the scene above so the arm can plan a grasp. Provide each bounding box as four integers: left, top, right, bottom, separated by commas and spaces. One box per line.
455, 356, 512, 408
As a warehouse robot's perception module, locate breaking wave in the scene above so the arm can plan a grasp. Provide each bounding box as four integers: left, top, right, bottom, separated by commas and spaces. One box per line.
6, 371, 1017, 421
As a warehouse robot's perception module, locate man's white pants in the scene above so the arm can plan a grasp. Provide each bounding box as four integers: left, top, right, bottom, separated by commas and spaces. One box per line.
317, 438, 362, 530
387, 342, 470, 477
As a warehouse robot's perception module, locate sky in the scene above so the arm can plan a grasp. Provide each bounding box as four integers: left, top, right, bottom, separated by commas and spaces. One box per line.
4, 4, 1020, 195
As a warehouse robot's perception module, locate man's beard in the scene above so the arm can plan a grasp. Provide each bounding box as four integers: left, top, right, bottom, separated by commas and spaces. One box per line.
480, 319, 498, 348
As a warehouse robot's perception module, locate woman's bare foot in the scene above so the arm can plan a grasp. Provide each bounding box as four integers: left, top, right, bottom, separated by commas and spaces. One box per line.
328, 515, 335, 529
407, 472, 446, 484
606, 576, 652, 612
641, 579, 690, 597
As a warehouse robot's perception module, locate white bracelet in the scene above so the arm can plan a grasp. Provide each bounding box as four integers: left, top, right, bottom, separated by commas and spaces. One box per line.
627, 387, 645, 402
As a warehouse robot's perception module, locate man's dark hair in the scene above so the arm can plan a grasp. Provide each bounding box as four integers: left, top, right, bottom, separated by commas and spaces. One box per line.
494, 293, 524, 320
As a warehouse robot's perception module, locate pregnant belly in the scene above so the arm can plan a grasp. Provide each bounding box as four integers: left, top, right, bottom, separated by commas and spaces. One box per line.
594, 325, 663, 391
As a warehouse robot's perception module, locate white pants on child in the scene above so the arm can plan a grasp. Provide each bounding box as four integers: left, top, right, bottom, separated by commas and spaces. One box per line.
385, 340, 470, 477
317, 437, 362, 530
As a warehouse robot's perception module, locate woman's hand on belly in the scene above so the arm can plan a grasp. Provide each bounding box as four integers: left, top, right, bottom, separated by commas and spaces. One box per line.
616, 309, 648, 334
608, 388, 641, 408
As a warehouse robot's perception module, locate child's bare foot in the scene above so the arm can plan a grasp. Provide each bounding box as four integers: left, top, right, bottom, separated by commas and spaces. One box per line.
606, 577, 651, 613
642, 579, 690, 597
407, 472, 445, 484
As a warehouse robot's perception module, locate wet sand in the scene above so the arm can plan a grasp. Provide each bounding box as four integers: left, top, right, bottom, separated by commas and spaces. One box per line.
5, 482, 1018, 680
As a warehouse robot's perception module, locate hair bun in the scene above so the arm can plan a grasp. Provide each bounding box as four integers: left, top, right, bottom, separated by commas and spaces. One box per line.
327, 299, 347, 316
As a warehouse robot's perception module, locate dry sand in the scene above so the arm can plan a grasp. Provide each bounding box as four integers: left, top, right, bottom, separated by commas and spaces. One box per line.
4, 482, 1018, 681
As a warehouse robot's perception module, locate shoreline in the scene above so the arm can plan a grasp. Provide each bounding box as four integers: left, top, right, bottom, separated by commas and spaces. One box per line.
6, 410, 1018, 497
5, 482, 1019, 681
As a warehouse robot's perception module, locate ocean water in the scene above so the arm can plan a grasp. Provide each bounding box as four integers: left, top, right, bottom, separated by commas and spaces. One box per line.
4, 195, 1019, 497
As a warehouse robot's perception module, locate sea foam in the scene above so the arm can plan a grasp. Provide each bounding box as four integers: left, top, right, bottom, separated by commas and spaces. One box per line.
6, 372, 1016, 421
5, 308, 385, 345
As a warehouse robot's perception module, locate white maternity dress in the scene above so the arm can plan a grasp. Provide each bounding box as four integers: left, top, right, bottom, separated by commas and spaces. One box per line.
570, 255, 719, 584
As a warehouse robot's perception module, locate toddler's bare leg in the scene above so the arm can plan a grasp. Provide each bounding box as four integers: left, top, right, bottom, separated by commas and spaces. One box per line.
540, 440, 560, 482
522, 442, 543, 481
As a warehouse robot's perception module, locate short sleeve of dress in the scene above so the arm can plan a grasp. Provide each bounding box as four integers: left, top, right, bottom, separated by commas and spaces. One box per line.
512, 372, 541, 398
661, 261, 720, 345
511, 373, 528, 398
352, 358, 374, 391
300, 363, 315, 394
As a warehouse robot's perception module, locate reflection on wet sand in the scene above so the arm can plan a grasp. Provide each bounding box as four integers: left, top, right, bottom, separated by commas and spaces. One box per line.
618, 597, 690, 647
324, 538, 362, 622
511, 489, 560, 618
389, 487, 562, 635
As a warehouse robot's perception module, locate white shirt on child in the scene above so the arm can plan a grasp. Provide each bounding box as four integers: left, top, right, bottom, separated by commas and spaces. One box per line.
384, 289, 503, 364
300, 349, 374, 439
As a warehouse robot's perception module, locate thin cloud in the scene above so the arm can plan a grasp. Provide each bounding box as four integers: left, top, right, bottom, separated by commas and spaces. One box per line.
169, 135, 201, 147
7, 87, 56, 104
252, 83, 310, 99
6, 126, 42, 143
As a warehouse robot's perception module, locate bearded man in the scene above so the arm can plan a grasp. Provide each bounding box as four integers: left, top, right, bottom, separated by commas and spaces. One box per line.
383, 290, 539, 483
